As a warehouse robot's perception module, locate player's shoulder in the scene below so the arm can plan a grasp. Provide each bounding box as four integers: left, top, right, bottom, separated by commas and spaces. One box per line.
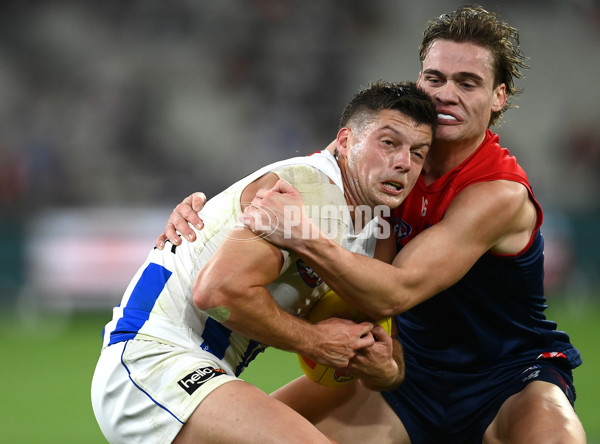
451, 180, 530, 217
471, 179, 529, 202
270, 151, 341, 189
447, 180, 537, 250
272, 163, 334, 187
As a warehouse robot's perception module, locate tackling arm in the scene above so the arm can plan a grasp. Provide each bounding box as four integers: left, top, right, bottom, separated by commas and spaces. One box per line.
242, 179, 537, 319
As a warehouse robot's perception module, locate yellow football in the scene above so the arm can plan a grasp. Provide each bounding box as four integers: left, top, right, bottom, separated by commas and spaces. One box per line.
298, 290, 392, 387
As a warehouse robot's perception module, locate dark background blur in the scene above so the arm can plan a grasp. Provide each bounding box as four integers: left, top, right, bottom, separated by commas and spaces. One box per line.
0, 0, 598, 311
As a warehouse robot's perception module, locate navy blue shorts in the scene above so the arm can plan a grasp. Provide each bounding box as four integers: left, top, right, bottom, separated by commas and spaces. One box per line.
381, 356, 576, 444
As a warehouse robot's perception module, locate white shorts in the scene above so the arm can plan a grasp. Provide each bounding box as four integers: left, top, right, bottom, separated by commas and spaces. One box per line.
91, 339, 238, 444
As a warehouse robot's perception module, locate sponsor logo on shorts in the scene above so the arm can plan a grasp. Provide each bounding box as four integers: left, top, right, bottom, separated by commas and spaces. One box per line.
178, 366, 227, 395
521, 364, 541, 382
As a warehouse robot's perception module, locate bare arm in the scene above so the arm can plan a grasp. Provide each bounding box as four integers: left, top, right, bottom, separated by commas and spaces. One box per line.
241, 179, 538, 319
193, 175, 376, 368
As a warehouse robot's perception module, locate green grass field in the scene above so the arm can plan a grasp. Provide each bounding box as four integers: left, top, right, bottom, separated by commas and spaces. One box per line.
0, 298, 597, 443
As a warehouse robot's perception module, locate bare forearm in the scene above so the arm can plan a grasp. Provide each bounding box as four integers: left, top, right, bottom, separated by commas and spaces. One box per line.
199, 280, 319, 357
294, 236, 411, 319
222, 288, 315, 354
198, 283, 375, 369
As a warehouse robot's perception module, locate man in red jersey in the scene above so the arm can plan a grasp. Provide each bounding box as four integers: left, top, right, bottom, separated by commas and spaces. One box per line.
157, 5, 585, 443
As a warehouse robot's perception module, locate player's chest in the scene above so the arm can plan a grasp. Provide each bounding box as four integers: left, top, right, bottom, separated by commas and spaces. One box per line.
392, 188, 455, 246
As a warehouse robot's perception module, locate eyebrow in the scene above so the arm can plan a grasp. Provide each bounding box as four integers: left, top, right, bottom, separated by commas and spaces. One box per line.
377, 125, 406, 140
379, 125, 432, 149
380, 125, 401, 135
423, 68, 484, 82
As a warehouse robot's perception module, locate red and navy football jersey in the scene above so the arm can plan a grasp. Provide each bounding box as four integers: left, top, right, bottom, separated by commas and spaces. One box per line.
391, 129, 581, 371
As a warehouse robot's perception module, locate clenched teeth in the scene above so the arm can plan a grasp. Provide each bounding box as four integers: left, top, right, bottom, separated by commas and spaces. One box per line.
438, 113, 457, 120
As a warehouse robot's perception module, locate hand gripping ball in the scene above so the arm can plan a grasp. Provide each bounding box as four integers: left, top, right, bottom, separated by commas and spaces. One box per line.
297, 290, 392, 387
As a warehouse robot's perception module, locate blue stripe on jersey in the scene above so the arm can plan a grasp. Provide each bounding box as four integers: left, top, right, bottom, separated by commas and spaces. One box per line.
199, 317, 232, 359
108, 263, 172, 346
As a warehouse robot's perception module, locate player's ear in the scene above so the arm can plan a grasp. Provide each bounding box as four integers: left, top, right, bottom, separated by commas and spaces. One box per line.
336, 127, 351, 157
492, 83, 507, 112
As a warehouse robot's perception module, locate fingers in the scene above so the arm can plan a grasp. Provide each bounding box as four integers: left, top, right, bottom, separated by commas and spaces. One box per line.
155, 233, 168, 250
238, 212, 256, 232
253, 179, 296, 203
356, 334, 375, 351
190, 192, 207, 212
172, 208, 202, 242
174, 210, 198, 243
178, 196, 205, 232
371, 324, 392, 342
155, 192, 208, 250
239, 202, 283, 242
254, 188, 267, 200
167, 217, 187, 244
238, 203, 264, 230
308, 319, 375, 368
273, 178, 295, 194
253, 179, 286, 201
155, 212, 186, 249
356, 322, 376, 349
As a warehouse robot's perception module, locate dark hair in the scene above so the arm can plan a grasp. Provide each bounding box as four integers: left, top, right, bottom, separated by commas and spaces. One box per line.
339, 80, 437, 133
419, 4, 528, 126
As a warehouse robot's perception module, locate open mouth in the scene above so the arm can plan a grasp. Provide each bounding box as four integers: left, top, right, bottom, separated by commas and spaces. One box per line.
383, 181, 404, 192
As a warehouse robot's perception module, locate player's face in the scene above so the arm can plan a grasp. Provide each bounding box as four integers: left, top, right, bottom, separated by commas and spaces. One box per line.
418, 40, 506, 149
339, 109, 432, 209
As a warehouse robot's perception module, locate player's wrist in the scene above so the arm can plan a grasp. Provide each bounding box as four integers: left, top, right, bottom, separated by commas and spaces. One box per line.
359, 360, 403, 391
292, 321, 321, 359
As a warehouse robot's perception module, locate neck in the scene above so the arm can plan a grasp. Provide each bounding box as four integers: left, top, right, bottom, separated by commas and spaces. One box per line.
338, 160, 373, 234
423, 131, 487, 184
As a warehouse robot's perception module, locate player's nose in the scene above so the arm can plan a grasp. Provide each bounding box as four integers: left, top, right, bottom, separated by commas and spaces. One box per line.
393, 147, 411, 171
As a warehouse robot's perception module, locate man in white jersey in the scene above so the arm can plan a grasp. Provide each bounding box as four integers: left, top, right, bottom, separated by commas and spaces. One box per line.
91, 81, 436, 444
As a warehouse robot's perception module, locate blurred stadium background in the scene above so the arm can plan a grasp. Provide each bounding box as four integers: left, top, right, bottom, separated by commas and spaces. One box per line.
0, 1, 598, 442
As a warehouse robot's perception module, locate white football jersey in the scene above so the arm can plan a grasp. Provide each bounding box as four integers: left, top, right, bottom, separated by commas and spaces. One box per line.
100, 150, 380, 376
